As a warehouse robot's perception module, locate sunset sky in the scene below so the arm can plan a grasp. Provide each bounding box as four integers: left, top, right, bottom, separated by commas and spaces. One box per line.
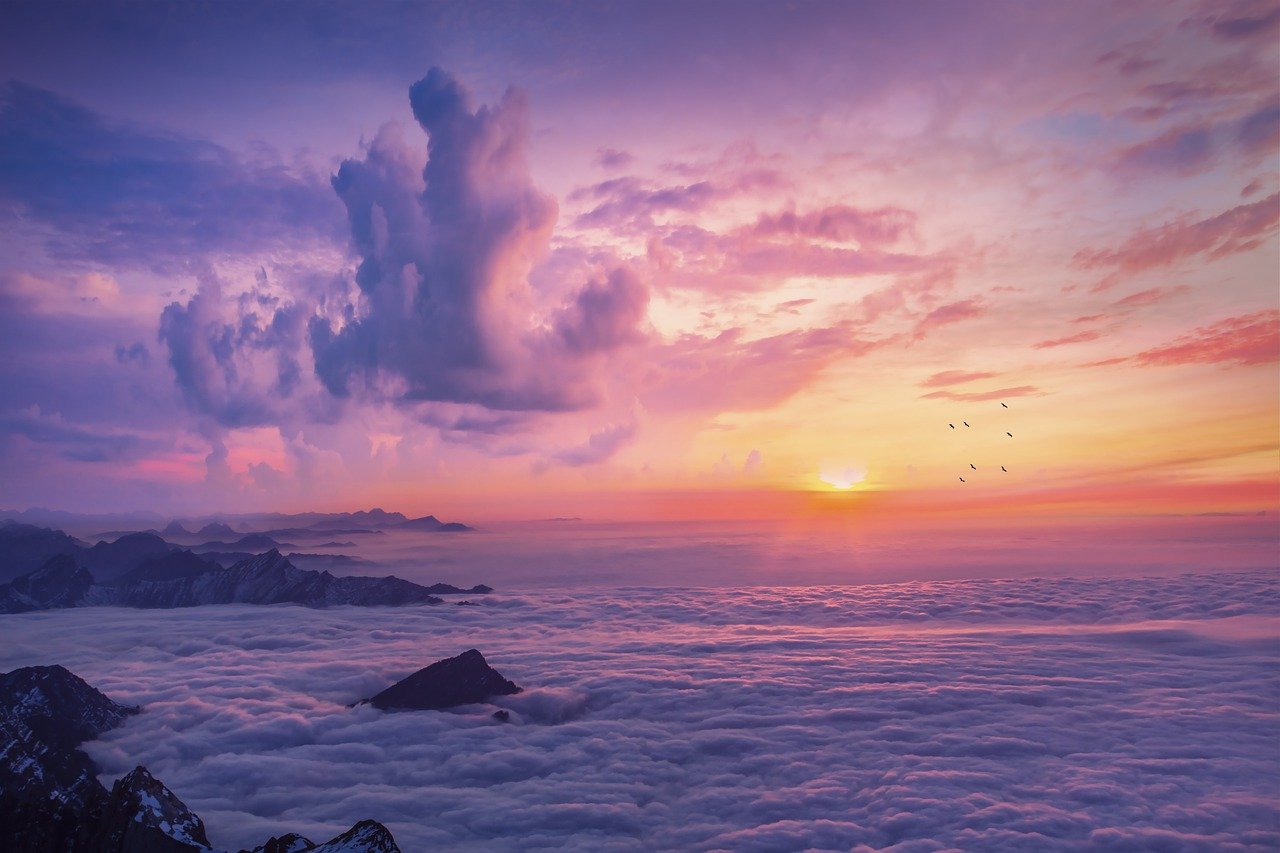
0, 0, 1276, 522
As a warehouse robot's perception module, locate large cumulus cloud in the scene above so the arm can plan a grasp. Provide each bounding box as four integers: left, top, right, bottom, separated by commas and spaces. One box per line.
309, 68, 649, 413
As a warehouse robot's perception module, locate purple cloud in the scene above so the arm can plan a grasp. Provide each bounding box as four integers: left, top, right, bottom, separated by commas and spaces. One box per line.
0, 82, 342, 269
308, 69, 648, 414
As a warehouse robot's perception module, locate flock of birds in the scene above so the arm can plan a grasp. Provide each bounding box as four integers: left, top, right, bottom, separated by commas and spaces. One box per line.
952, 402, 1013, 483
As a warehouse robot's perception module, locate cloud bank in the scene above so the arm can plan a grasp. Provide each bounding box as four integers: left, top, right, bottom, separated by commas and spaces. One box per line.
1, 570, 1276, 851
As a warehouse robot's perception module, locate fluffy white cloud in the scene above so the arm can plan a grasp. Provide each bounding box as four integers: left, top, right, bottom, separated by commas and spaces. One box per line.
1, 570, 1276, 851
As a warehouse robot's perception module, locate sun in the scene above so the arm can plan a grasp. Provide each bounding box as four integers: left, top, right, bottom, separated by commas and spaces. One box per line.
818, 464, 866, 490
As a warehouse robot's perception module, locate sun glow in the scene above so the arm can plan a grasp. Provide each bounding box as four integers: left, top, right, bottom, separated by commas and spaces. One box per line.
818, 464, 867, 490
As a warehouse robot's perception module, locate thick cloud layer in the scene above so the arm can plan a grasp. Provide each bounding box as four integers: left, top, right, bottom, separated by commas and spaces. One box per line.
310, 69, 648, 413
1, 570, 1275, 851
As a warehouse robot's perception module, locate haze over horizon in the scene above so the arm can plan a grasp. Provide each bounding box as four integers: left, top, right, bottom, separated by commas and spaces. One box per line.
1, 0, 1277, 533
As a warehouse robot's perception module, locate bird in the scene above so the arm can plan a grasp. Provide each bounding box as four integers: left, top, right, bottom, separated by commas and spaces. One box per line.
959, 477, 965, 482
949, 423, 955, 429
1006, 432, 1013, 437
1001, 466, 1007, 472
1001, 403, 1008, 408
970, 463, 976, 470
963, 421, 970, 427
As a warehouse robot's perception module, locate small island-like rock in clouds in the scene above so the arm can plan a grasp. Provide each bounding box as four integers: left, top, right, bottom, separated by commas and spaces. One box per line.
362, 649, 522, 711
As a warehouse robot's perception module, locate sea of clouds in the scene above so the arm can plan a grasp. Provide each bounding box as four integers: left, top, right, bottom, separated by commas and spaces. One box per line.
2, 570, 1278, 851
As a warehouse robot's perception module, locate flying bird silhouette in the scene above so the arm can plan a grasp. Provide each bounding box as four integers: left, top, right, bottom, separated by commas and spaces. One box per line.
1001, 466, 1007, 472
970, 463, 976, 470
949, 424, 955, 429
959, 477, 965, 482
1001, 403, 1008, 408
963, 421, 970, 427
1007, 432, 1013, 437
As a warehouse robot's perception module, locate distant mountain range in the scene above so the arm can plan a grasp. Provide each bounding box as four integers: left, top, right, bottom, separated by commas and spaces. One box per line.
0, 664, 401, 852
1, 518, 484, 596
0, 549, 491, 614
0, 508, 472, 540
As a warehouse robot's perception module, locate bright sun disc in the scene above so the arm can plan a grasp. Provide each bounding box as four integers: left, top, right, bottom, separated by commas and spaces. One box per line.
818, 465, 866, 490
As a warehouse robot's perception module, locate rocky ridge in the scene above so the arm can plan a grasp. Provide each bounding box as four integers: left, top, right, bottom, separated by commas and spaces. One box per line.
0, 550, 449, 613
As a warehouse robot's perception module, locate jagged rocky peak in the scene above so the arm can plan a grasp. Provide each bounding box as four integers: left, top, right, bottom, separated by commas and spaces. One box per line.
239, 821, 400, 853
238, 832, 315, 853
310, 820, 401, 853
364, 649, 522, 711
91, 765, 212, 852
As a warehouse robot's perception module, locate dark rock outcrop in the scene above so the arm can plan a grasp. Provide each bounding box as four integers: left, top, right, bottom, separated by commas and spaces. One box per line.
363, 649, 521, 712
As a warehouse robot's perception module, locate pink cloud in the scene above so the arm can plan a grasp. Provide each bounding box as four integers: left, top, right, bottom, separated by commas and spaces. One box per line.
919, 370, 1000, 388
920, 385, 1041, 402
644, 220, 935, 293
1074, 193, 1279, 287
1113, 285, 1190, 307
641, 324, 879, 414
1114, 125, 1214, 177
748, 204, 917, 247
1034, 330, 1104, 349
1128, 310, 1280, 367
911, 299, 985, 340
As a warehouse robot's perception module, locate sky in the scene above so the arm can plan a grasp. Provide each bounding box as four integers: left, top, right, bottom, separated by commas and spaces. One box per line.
0, 0, 1277, 524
